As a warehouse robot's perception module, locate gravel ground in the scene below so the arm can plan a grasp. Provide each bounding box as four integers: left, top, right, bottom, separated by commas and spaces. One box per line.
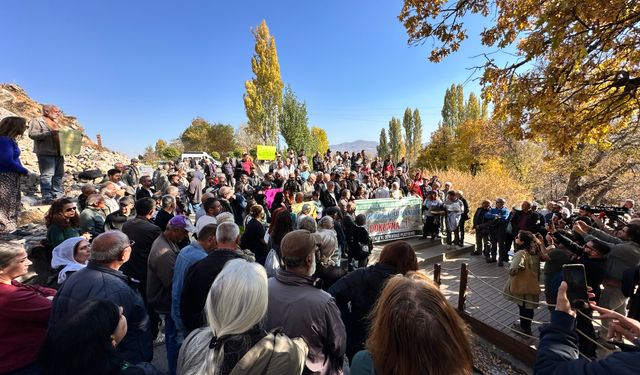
472, 335, 531, 375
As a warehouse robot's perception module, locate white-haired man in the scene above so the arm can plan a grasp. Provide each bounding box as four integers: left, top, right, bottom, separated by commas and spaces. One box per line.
28, 104, 65, 203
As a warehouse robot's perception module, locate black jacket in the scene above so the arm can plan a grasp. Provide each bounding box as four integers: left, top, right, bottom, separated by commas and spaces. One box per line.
328, 263, 396, 359
622, 266, 640, 320
154, 210, 174, 231
51, 262, 152, 364
535, 311, 640, 374
180, 250, 245, 334
511, 210, 541, 233
460, 197, 470, 221
135, 188, 155, 200
121, 217, 162, 291
346, 179, 359, 195
320, 190, 338, 209
105, 210, 135, 231
240, 218, 269, 265
473, 207, 491, 228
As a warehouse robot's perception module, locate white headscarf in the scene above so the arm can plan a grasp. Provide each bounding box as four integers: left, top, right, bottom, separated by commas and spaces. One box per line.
51, 237, 88, 284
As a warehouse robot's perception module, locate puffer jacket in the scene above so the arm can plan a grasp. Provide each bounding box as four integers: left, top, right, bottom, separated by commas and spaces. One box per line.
50, 262, 152, 364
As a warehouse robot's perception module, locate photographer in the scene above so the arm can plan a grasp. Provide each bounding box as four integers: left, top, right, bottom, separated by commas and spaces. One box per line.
574, 221, 640, 315
534, 282, 640, 374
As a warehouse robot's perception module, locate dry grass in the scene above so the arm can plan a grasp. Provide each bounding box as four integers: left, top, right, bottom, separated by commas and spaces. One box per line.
420, 164, 533, 212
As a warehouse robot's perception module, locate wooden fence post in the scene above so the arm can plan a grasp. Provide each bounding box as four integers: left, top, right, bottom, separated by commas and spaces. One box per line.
434, 263, 442, 288
457, 263, 468, 311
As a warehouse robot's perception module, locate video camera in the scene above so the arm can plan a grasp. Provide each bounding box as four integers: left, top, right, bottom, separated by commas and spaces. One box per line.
580, 205, 630, 225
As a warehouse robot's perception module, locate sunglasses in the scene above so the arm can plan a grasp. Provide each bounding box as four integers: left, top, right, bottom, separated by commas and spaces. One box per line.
65, 207, 77, 212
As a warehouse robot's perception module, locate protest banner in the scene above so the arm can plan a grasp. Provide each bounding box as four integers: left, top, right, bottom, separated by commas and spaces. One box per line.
355, 197, 422, 243
256, 145, 277, 161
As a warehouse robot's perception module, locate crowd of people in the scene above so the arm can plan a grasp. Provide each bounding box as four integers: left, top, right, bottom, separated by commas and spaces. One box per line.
1, 109, 640, 374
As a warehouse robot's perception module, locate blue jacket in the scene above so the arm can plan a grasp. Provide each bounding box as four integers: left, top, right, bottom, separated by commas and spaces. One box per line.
50, 262, 153, 364
0, 137, 28, 174
534, 310, 640, 374
484, 207, 510, 222
171, 241, 207, 338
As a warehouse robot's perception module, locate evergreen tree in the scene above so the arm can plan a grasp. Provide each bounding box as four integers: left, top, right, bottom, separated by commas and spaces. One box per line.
377, 128, 389, 158
279, 86, 310, 152
243, 20, 283, 146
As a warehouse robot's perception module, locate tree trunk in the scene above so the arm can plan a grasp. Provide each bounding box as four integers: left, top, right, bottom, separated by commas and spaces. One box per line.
563, 171, 586, 203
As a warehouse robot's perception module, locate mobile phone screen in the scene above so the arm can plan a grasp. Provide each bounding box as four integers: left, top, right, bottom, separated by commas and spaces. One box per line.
563, 264, 589, 309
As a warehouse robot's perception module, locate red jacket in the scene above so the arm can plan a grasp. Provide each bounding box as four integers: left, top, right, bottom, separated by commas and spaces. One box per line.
0, 281, 56, 372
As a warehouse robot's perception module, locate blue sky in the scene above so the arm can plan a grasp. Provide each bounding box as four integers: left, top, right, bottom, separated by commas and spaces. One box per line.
3, 0, 506, 157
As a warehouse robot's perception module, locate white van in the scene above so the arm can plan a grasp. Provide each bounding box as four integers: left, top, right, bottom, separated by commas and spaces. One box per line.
181, 151, 220, 166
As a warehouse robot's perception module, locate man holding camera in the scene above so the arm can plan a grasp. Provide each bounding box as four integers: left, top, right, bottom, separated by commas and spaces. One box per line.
574, 220, 640, 315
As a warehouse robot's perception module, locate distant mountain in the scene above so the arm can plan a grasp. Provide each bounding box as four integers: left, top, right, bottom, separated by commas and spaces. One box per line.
329, 140, 377, 153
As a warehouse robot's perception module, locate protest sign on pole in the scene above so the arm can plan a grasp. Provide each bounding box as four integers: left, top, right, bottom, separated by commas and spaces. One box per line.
256, 145, 277, 161
355, 197, 423, 243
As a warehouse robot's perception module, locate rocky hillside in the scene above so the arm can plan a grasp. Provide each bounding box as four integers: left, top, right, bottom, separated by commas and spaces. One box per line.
0, 84, 129, 198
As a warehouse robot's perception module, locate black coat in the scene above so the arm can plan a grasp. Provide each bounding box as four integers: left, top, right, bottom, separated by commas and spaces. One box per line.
321, 190, 338, 209
240, 218, 269, 264
135, 188, 155, 200
180, 250, 244, 334
153, 210, 174, 232
328, 263, 396, 359
51, 262, 153, 364
121, 217, 162, 292
511, 210, 541, 233
535, 311, 640, 374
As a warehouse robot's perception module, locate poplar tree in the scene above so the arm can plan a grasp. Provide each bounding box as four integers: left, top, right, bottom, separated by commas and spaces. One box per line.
465, 92, 481, 121
413, 108, 423, 157
243, 20, 283, 146
388, 117, 404, 161
310, 127, 329, 154
402, 108, 413, 162
377, 128, 389, 158
279, 86, 310, 151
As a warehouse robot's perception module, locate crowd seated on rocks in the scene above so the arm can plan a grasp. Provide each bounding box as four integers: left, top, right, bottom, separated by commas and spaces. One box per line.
1, 146, 640, 374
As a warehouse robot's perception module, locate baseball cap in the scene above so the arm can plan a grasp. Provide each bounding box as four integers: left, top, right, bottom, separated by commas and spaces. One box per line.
496, 198, 506, 203
168, 215, 196, 232
131, 158, 139, 163
281, 230, 317, 260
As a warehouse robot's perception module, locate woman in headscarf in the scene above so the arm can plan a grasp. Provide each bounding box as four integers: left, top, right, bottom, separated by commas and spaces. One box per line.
50, 237, 91, 286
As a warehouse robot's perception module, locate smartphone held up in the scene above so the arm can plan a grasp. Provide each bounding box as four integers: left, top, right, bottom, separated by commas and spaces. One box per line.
562, 264, 589, 310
